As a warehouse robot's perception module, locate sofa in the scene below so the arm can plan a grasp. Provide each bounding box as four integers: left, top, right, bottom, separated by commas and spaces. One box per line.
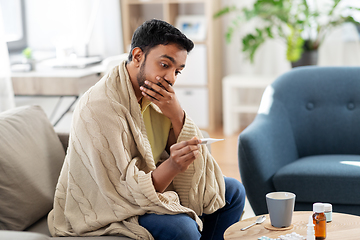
0, 105, 131, 239
238, 66, 360, 216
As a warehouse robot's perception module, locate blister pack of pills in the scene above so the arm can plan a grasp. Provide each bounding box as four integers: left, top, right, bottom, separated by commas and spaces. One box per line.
258, 232, 305, 240
258, 236, 280, 240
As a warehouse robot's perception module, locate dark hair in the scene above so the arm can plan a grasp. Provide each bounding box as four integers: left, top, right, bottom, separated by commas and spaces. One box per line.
127, 19, 194, 62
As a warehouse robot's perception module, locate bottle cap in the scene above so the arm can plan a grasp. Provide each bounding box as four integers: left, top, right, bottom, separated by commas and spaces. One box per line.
323, 203, 332, 212
313, 202, 324, 213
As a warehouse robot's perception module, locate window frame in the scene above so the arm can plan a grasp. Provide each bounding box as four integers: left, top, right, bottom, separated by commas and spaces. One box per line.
5, 0, 27, 53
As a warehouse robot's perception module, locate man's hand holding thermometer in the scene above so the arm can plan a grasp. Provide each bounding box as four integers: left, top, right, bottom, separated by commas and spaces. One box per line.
199, 138, 224, 145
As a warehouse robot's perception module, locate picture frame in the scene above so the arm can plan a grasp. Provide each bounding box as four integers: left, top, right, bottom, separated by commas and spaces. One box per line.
175, 15, 206, 42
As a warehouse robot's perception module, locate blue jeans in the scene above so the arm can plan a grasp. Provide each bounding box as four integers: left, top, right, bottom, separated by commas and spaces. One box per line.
138, 177, 246, 240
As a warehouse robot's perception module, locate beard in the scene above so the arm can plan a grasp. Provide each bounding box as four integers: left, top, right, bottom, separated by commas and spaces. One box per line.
136, 61, 158, 100
136, 61, 146, 88
136, 61, 163, 92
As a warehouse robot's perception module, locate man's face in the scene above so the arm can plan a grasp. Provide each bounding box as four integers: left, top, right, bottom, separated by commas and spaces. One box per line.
136, 44, 187, 90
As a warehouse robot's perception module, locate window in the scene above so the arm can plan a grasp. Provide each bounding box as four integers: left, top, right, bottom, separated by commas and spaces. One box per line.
0, 0, 27, 52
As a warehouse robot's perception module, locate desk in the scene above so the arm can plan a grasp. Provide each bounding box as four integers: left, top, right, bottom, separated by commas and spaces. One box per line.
224, 211, 360, 240
11, 64, 102, 125
222, 75, 273, 136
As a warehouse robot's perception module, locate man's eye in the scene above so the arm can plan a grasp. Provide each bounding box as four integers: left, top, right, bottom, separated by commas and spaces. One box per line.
175, 71, 181, 76
161, 63, 168, 68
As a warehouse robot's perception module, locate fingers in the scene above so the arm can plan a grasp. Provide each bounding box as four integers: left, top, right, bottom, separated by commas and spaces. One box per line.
140, 80, 167, 101
168, 137, 202, 172
140, 76, 183, 122
169, 144, 200, 166
146, 80, 166, 96
170, 137, 201, 159
140, 85, 161, 101
140, 77, 176, 102
179, 149, 200, 163
171, 137, 201, 151
156, 76, 173, 92
145, 76, 173, 91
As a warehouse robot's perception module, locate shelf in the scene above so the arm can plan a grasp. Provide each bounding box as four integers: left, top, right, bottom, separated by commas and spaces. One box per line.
168, 0, 206, 3
222, 74, 274, 136
128, 0, 206, 3
223, 74, 274, 88
127, 0, 165, 5
127, 0, 206, 3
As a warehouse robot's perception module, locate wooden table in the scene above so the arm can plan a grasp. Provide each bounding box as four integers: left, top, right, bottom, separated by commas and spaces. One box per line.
11, 64, 102, 125
11, 64, 101, 96
224, 211, 360, 240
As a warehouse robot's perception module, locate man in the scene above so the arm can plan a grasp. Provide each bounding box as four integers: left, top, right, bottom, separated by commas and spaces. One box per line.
48, 19, 245, 240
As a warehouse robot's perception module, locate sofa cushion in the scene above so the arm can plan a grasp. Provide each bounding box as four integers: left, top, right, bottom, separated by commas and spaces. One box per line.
0, 230, 50, 240
273, 155, 360, 205
0, 106, 65, 231
25, 216, 51, 236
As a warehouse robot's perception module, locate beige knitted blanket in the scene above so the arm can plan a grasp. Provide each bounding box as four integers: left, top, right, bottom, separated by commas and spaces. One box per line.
48, 61, 225, 239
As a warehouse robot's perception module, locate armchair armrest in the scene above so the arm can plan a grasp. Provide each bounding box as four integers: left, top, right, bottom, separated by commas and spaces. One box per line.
238, 101, 298, 215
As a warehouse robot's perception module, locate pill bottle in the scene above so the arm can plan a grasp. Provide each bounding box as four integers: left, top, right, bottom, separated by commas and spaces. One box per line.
323, 203, 332, 223
313, 203, 326, 240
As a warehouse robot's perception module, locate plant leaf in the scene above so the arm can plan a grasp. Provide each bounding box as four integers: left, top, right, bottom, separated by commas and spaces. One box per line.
213, 6, 237, 18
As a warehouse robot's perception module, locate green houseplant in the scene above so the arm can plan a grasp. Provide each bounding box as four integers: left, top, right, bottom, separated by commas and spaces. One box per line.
22, 47, 35, 71
215, 0, 360, 66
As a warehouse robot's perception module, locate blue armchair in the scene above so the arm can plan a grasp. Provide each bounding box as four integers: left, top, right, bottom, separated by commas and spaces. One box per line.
238, 66, 360, 216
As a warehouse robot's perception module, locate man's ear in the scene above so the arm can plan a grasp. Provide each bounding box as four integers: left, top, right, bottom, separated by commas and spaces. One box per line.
131, 47, 144, 67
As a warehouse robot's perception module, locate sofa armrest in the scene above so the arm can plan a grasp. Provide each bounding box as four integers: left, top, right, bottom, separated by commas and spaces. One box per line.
56, 132, 69, 152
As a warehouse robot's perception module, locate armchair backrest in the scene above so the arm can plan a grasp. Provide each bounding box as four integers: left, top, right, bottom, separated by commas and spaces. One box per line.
263, 66, 360, 158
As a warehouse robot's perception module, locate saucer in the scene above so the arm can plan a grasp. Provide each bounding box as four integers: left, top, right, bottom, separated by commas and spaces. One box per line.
264, 223, 293, 231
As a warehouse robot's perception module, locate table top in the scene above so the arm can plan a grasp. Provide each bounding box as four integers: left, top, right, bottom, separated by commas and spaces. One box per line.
224, 211, 360, 240
11, 62, 103, 78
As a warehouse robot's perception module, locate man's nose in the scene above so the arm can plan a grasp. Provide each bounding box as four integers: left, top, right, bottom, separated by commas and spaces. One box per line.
164, 72, 176, 86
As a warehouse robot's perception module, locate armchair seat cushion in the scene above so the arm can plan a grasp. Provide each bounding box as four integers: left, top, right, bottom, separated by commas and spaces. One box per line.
273, 155, 360, 205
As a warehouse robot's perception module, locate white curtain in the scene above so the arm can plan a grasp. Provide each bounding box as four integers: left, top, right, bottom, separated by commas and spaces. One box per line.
0, 5, 15, 112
